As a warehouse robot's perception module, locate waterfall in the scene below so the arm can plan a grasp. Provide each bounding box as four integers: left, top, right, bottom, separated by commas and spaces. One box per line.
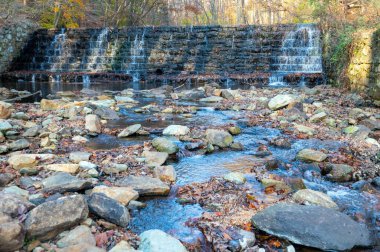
41, 28, 67, 72
270, 24, 322, 86
126, 30, 146, 82
84, 28, 109, 72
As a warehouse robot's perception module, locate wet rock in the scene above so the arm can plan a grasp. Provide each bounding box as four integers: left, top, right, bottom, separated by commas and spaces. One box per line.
46, 164, 79, 174
0, 212, 25, 252
115, 175, 170, 196
57, 225, 95, 248
91, 186, 139, 205
228, 126, 241, 135
373, 177, 380, 187
118, 124, 141, 138
268, 94, 296, 110
296, 149, 327, 162
94, 106, 120, 120
0, 102, 11, 119
88, 193, 130, 227
206, 129, 233, 148
127, 200, 147, 210
293, 189, 338, 209
25, 195, 89, 240
109, 240, 138, 252
163, 125, 190, 136
200, 96, 224, 103
269, 137, 291, 149
90, 99, 116, 107
152, 137, 179, 154
154, 165, 176, 182
42, 172, 93, 193
85, 114, 101, 133
309, 112, 327, 123
0, 192, 34, 217
8, 138, 30, 151
69, 152, 91, 163
139, 229, 188, 252
252, 203, 371, 251
326, 163, 353, 182
224, 172, 246, 184
261, 178, 291, 193
115, 96, 138, 104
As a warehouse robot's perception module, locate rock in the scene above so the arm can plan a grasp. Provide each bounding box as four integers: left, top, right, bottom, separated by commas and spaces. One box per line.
128, 200, 147, 210
25, 195, 89, 240
85, 115, 101, 133
154, 165, 176, 182
0, 173, 13, 187
309, 112, 327, 123
152, 137, 179, 154
251, 203, 371, 251
79, 161, 97, 170
343, 125, 359, 134
228, 126, 241, 135
206, 129, 233, 148
326, 163, 353, 182
118, 124, 141, 138
46, 164, 79, 174
373, 177, 380, 187
139, 229, 188, 252
57, 243, 105, 252
91, 186, 138, 205
8, 138, 30, 151
110, 240, 138, 252
3, 186, 29, 198
115, 175, 170, 196
90, 99, 115, 107
0, 145, 8, 153
94, 106, 120, 120
0, 101, 12, 119
115, 96, 138, 104
224, 172, 246, 184
57, 225, 95, 248
0, 120, 12, 132
73, 135, 89, 143
0, 213, 25, 252
293, 189, 338, 209
142, 151, 168, 167
261, 178, 291, 193
42, 172, 93, 193
294, 124, 315, 135
199, 96, 224, 102
221, 90, 234, 100
268, 94, 296, 110
69, 152, 91, 163
88, 193, 130, 227
163, 125, 190, 136
296, 149, 327, 162
40, 99, 64, 110
0, 192, 34, 218
103, 163, 128, 175
8, 154, 55, 170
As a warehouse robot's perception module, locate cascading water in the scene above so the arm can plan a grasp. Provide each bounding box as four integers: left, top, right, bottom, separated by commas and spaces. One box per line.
269, 24, 322, 86
126, 30, 146, 82
84, 28, 109, 72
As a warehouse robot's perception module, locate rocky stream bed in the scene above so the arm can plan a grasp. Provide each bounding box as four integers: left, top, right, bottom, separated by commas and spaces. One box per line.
0, 83, 379, 252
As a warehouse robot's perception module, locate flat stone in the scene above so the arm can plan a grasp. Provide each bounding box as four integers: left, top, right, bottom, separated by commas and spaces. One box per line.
142, 151, 169, 167
25, 195, 89, 240
85, 114, 101, 133
296, 149, 327, 162
309, 112, 327, 123
292, 189, 338, 209
88, 193, 130, 227
2, 185, 29, 198
40, 99, 64, 110
8, 138, 30, 151
94, 106, 120, 120
115, 175, 170, 196
8, 154, 55, 170
118, 124, 141, 137
152, 137, 179, 154
294, 124, 315, 135
115, 96, 138, 103
224, 172, 246, 184
90, 99, 115, 107
139, 229, 188, 252
69, 152, 91, 163
46, 164, 79, 174
154, 165, 176, 182
163, 125, 190, 136
252, 203, 371, 251
206, 129, 233, 148
57, 225, 95, 248
42, 172, 93, 193
268, 94, 296, 110
91, 186, 139, 205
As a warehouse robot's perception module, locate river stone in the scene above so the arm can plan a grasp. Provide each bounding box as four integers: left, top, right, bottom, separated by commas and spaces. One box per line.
326, 163, 353, 182
268, 94, 295, 110
94, 106, 120, 120
152, 137, 179, 154
8, 154, 55, 170
46, 164, 79, 174
115, 96, 138, 104
142, 151, 168, 167
0, 213, 25, 252
228, 126, 241, 135
163, 125, 190, 136
224, 172, 246, 184
296, 149, 327, 162
294, 124, 315, 135
261, 178, 291, 193
85, 114, 101, 133
57, 243, 105, 252
309, 112, 327, 123
3, 185, 29, 198
154, 165, 176, 182
88, 193, 130, 227
0, 120, 12, 132
292, 189, 338, 209
8, 138, 30, 151
199, 96, 224, 102
42, 172, 93, 193
90, 99, 116, 108
0, 192, 34, 218
109, 240, 138, 252
0, 101, 12, 119
40, 99, 64, 111
69, 152, 91, 163
115, 175, 170, 196
206, 129, 233, 148
91, 186, 139, 205
118, 124, 141, 138
251, 203, 371, 250
0, 173, 13, 187
57, 225, 95, 248
25, 195, 89, 240
139, 229, 188, 252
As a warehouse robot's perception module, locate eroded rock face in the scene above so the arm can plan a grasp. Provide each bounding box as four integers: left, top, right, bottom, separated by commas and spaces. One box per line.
139, 229, 188, 252
115, 175, 170, 196
252, 203, 372, 251
25, 195, 89, 240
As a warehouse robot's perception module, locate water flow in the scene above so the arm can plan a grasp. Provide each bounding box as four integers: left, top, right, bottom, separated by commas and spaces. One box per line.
126, 29, 146, 82
84, 28, 109, 72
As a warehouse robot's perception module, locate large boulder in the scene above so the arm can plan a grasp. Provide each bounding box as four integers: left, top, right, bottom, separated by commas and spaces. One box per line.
296, 149, 327, 162
85, 114, 101, 133
91, 186, 139, 205
25, 195, 88, 240
88, 193, 130, 227
292, 189, 338, 209
0, 213, 25, 252
139, 229, 188, 252
268, 94, 296, 110
152, 137, 179, 154
115, 175, 170, 196
205, 129, 233, 148
252, 203, 371, 251
118, 124, 141, 138
163, 125, 190, 136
